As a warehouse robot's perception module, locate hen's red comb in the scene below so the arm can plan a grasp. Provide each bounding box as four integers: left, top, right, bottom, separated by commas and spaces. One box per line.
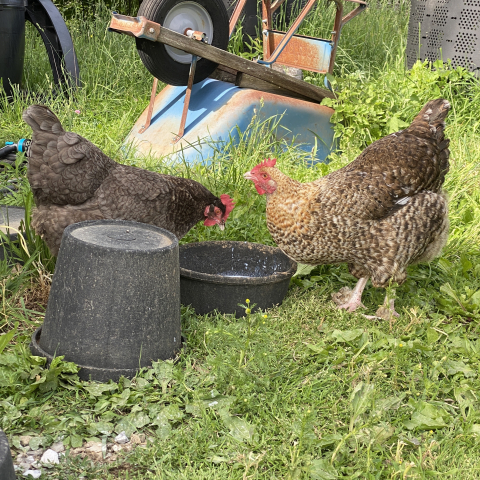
220, 194, 235, 219
252, 158, 277, 172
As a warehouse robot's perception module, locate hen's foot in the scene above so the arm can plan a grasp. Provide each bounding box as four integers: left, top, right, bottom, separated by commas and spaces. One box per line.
364, 299, 400, 321
376, 299, 400, 321
332, 278, 368, 313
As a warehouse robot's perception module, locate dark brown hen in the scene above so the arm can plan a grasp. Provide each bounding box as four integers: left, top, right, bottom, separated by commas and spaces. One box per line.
23, 105, 234, 255
244, 99, 451, 319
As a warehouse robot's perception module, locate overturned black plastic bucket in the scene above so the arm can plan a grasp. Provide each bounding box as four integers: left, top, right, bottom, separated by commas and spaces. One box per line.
179, 241, 297, 317
0, 429, 15, 480
30, 219, 181, 382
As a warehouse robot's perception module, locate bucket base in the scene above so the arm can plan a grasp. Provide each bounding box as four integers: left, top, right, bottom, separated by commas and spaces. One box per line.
29, 327, 185, 383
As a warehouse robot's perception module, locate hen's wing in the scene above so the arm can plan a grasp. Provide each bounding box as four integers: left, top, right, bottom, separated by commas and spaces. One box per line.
32, 203, 105, 256
317, 99, 450, 219
23, 105, 117, 206
95, 166, 218, 239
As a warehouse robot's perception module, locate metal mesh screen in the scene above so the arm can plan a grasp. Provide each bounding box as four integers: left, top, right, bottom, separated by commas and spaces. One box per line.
407, 0, 480, 74
223, 0, 309, 39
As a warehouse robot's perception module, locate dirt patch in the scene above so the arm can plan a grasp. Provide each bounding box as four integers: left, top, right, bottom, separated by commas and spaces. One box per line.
20, 276, 51, 311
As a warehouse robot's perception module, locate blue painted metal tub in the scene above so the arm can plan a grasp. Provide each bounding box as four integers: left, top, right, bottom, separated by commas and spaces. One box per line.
125, 78, 336, 165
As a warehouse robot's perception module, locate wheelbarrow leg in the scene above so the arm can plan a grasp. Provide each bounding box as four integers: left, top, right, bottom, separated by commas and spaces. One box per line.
139, 77, 159, 134
173, 54, 198, 143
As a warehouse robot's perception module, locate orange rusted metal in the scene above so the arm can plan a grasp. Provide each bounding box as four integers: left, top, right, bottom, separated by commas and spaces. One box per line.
270, 0, 287, 14
108, 13, 160, 40
139, 77, 159, 134
173, 54, 198, 143
328, 0, 344, 74
262, 0, 273, 59
268, 32, 332, 73
261, 0, 317, 65
258, 0, 367, 74
184, 29, 207, 41
229, 0, 249, 37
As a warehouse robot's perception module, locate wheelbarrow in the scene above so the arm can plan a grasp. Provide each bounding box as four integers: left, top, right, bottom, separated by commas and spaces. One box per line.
109, 0, 366, 164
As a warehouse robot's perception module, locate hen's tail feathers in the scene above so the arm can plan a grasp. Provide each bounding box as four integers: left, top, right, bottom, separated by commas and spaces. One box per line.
410, 99, 450, 138
409, 99, 451, 188
22, 105, 65, 137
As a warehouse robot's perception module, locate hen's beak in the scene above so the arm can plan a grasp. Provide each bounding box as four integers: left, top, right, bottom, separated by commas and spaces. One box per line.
243, 171, 254, 181
218, 220, 225, 231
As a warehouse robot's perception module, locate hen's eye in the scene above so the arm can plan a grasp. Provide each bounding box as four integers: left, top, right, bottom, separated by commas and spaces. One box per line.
262, 173, 268, 179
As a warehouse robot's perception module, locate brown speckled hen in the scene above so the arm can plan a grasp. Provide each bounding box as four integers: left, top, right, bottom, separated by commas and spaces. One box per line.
23, 105, 234, 255
244, 99, 451, 319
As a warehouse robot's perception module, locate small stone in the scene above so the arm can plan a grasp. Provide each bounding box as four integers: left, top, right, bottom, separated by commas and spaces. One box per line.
111, 444, 123, 453
130, 433, 141, 444
19, 436, 33, 447
114, 432, 129, 444
69, 447, 86, 457
84, 442, 103, 462
27, 449, 44, 458
23, 470, 42, 479
16, 453, 29, 463
84, 441, 102, 453
50, 441, 65, 453
40, 449, 59, 465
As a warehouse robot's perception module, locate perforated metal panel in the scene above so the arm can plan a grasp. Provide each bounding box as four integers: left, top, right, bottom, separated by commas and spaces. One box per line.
407, 0, 480, 74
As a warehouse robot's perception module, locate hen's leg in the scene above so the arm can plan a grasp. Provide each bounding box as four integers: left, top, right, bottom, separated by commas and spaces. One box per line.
331, 277, 368, 312
375, 292, 400, 320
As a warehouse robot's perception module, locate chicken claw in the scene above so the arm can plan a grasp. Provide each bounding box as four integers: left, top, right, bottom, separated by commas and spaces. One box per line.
332, 278, 368, 312
364, 298, 400, 321
375, 298, 400, 321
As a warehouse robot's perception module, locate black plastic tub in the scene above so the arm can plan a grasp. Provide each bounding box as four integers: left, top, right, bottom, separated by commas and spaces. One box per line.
0, 429, 15, 480
179, 241, 297, 317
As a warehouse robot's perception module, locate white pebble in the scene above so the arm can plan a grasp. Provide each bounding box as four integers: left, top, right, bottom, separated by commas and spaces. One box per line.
114, 432, 129, 444
40, 448, 59, 465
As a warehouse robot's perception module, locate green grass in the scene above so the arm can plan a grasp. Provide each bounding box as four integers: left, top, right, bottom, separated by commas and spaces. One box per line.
1, 1, 480, 478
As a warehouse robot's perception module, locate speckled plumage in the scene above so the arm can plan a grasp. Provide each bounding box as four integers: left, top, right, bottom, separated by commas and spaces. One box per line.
246, 99, 450, 300
23, 105, 233, 255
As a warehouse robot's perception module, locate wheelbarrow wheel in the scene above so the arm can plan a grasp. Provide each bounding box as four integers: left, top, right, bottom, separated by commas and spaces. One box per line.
136, 0, 229, 86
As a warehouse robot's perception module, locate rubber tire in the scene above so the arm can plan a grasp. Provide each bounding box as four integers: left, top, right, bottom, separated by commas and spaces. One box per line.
136, 0, 229, 86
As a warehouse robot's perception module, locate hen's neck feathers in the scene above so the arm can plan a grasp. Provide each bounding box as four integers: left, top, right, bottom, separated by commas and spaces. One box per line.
265, 167, 321, 200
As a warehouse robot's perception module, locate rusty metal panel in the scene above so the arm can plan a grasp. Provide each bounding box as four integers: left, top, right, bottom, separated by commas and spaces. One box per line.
125, 78, 337, 165
108, 14, 159, 41
268, 31, 332, 73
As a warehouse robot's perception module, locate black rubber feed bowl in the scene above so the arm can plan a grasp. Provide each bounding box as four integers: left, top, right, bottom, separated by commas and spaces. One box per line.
179, 241, 297, 317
